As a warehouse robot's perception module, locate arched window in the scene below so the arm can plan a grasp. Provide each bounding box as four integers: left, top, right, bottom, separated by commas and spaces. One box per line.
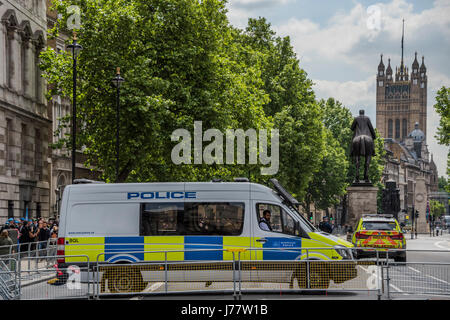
20, 21, 33, 96
402, 119, 407, 139
2, 10, 19, 89
395, 119, 400, 139
33, 31, 45, 104
388, 119, 393, 138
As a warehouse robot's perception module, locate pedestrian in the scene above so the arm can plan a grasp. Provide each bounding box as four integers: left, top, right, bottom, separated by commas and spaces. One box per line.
319, 216, 333, 233
37, 220, 50, 257
0, 229, 13, 256
259, 209, 273, 231
19, 220, 33, 255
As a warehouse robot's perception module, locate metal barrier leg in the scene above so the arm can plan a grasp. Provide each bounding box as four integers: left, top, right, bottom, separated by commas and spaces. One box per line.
165, 252, 168, 294
386, 259, 391, 300
232, 252, 237, 300
306, 249, 310, 289
238, 252, 242, 300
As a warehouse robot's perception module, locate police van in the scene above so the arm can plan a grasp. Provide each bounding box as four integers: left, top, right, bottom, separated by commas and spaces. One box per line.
57, 178, 357, 292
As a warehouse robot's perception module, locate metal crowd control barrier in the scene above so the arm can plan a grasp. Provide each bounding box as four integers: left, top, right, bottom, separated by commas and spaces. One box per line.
383, 249, 450, 299
1, 246, 449, 300
18, 254, 91, 300
91, 247, 382, 299
0, 258, 19, 300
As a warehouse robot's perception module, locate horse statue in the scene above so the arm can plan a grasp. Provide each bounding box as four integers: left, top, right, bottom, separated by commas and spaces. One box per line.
350, 110, 376, 184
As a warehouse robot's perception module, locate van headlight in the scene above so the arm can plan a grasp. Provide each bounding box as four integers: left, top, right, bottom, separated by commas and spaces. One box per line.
334, 246, 353, 260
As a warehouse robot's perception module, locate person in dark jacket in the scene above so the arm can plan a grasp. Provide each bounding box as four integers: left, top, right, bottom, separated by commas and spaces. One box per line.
319, 216, 333, 234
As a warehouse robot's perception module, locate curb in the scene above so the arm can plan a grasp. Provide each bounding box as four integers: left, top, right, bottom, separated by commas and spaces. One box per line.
21, 274, 57, 288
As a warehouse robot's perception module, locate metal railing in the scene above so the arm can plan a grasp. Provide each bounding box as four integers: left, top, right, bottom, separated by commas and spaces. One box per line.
0, 246, 448, 300
91, 247, 379, 299
0, 258, 20, 300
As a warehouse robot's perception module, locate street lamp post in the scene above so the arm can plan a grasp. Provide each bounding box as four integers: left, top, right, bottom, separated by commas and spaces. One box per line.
112, 67, 124, 183
67, 32, 83, 183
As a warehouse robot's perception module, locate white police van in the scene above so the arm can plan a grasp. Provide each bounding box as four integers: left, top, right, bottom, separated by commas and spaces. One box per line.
57, 178, 356, 292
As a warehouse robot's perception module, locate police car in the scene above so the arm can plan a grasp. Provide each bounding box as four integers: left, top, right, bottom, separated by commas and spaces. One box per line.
351, 214, 406, 262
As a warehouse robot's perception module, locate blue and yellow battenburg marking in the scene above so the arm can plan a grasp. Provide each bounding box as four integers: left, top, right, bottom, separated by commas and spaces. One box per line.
64, 236, 306, 262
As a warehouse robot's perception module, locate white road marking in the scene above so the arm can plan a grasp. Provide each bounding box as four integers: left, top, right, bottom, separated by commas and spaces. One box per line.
143, 282, 165, 292
408, 267, 421, 273
129, 282, 164, 300
434, 241, 450, 250
389, 283, 406, 293
426, 275, 450, 285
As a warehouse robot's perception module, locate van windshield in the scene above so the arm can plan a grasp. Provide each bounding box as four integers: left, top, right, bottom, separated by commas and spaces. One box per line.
285, 206, 315, 233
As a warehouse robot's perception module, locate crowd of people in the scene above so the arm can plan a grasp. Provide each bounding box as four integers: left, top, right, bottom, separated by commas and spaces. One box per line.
0, 217, 59, 255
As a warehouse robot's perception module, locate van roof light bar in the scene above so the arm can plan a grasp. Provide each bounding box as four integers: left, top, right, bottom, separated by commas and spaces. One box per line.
362, 214, 394, 219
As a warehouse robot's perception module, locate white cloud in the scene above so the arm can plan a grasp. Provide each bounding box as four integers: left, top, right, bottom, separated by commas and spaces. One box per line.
313, 76, 375, 113
226, 0, 450, 176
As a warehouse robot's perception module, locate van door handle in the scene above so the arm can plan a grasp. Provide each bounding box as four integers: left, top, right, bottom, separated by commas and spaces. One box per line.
256, 238, 267, 243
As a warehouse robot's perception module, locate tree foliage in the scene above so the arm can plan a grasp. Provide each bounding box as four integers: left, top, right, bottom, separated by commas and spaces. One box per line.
41, 1, 384, 212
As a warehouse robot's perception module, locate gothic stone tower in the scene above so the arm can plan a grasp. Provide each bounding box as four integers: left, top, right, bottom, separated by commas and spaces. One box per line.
376, 53, 427, 142
376, 21, 427, 142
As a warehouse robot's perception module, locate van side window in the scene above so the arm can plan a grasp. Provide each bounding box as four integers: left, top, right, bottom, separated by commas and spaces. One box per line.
140, 202, 244, 236
141, 203, 183, 236
257, 203, 296, 236
184, 202, 244, 236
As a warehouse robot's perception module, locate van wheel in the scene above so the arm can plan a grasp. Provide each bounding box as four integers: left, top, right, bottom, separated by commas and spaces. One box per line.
107, 269, 146, 293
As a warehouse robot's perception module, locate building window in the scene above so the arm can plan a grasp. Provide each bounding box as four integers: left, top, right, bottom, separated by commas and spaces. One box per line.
8, 201, 14, 219
421, 82, 425, 88
21, 123, 27, 165
23, 201, 30, 219
413, 79, 417, 85
6, 119, 13, 167
379, 81, 383, 87
36, 202, 41, 219
35, 129, 42, 178
388, 119, 393, 138
402, 119, 407, 139
395, 119, 400, 139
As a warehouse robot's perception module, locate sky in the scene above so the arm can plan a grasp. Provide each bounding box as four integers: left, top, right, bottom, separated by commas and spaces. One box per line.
225, 0, 450, 178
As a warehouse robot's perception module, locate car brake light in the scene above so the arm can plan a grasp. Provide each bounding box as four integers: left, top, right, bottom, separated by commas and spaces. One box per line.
57, 237, 65, 264
390, 233, 404, 240
355, 232, 369, 239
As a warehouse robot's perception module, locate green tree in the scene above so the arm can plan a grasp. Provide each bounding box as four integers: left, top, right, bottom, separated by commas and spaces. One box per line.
303, 128, 349, 213
430, 200, 445, 219
238, 17, 325, 200
438, 176, 448, 192
433, 86, 450, 192
42, 0, 270, 182
434, 86, 450, 146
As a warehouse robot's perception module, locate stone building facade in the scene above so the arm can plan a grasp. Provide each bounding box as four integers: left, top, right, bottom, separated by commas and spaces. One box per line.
376, 52, 428, 141
0, 0, 50, 222
376, 30, 439, 233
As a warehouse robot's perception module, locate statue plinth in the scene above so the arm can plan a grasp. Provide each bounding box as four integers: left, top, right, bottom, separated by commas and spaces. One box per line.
351, 180, 373, 187
346, 185, 378, 228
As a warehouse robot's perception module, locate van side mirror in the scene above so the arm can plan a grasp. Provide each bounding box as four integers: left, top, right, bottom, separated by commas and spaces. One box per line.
295, 221, 300, 236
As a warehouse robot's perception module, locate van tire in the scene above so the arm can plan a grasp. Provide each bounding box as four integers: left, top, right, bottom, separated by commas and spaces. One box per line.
107, 268, 146, 293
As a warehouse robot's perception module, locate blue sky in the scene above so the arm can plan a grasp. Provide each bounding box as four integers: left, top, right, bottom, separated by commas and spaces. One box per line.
226, 0, 450, 178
